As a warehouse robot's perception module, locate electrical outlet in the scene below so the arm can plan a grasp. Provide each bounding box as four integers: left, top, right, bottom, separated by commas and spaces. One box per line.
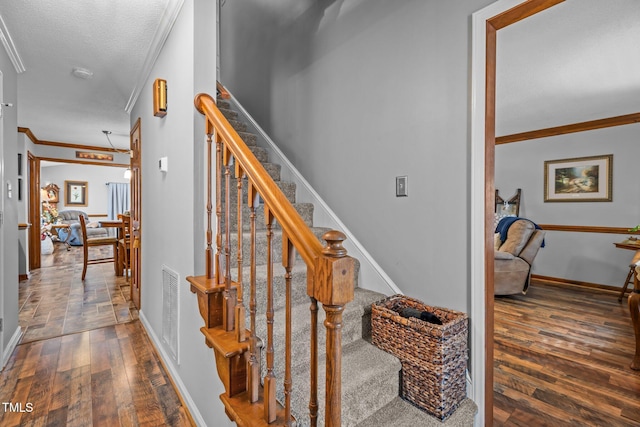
396, 176, 408, 197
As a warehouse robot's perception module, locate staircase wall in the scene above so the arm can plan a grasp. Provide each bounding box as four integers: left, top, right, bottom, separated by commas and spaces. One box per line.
220, 0, 494, 314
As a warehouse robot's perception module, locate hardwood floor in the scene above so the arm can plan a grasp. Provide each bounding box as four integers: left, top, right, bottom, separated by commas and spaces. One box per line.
494, 281, 640, 426
19, 244, 137, 344
2, 244, 190, 426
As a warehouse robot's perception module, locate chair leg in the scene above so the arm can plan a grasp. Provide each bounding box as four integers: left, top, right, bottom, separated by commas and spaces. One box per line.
82, 243, 89, 280
619, 266, 635, 302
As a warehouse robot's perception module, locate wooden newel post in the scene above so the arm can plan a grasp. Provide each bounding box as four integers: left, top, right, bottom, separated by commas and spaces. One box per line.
314, 230, 355, 427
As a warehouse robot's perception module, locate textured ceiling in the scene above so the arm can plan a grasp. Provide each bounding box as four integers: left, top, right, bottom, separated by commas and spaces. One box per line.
496, 0, 640, 136
0, 0, 175, 148
0, 1, 638, 149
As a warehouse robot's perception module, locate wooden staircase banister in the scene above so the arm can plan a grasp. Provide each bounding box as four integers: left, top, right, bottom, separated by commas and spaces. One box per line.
191, 88, 356, 426
195, 93, 323, 272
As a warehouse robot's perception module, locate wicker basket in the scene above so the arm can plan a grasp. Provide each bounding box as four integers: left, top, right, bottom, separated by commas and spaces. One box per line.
371, 294, 468, 420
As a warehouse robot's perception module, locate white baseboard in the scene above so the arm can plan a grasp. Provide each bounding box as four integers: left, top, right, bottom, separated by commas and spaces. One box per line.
139, 311, 207, 427
224, 91, 402, 296
2, 327, 22, 368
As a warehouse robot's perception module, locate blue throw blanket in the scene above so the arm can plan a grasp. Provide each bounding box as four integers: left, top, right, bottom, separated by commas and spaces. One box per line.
495, 216, 545, 248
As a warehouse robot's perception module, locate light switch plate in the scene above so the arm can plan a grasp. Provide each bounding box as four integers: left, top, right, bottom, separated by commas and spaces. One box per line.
396, 176, 408, 197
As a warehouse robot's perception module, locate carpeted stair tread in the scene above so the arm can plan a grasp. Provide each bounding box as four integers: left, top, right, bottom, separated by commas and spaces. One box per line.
222, 178, 296, 205
254, 288, 384, 378
217, 100, 231, 110
219, 107, 238, 121
286, 339, 401, 427
356, 397, 477, 427
220, 227, 332, 267
222, 202, 314, 232
237, 131, 258, 146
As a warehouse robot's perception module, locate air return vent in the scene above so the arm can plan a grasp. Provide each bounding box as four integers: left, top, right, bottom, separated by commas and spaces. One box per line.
162, 265, 180, 363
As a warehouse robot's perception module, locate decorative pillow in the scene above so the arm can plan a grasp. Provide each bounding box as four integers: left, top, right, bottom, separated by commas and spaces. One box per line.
87, 221, 100, 228
498, 220, 535, 256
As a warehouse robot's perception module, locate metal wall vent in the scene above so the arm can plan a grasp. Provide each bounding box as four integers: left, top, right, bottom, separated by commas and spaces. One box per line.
162, 264, 180, 363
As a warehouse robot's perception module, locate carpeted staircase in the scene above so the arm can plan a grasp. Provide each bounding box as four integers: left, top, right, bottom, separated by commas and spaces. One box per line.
213, 99, 477, 426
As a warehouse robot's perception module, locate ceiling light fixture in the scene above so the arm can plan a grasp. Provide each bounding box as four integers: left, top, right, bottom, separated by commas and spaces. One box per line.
72, 67, 94, 79
102, 130, 133, 159
102, 130, 133, 179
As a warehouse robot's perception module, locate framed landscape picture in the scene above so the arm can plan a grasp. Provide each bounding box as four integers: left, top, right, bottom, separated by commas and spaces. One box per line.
65, 180, 88, 206
544, 154, 612, 202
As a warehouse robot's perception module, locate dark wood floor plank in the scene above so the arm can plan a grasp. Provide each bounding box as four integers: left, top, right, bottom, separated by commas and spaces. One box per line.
65, 365, 93, 427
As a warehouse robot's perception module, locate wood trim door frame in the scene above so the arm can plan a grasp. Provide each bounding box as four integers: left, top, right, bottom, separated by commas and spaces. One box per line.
129, 118, 142, 310
27, 154, 129, 271
471, 1, 564, 425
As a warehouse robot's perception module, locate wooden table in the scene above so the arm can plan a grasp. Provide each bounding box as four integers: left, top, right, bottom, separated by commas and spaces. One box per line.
99, 220, 123, 276
615, 239, 640, 370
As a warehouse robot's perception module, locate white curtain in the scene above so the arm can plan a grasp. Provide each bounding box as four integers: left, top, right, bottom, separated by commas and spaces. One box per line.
107, 182, 130, 220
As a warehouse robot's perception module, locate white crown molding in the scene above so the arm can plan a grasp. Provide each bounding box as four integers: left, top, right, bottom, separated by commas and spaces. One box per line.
124, 0, 185, 113
0, 14, 25, 74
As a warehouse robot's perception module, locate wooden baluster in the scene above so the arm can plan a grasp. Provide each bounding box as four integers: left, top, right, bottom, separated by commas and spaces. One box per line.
235, 163, 246, 342
283, 234, 295, 426
263, 207, 276, 423
215, 133, 223, 284
309, 296, 319, 427
222, 145, 235, 332
246, 182, 260, 403
205, 121, 214, 279
314, 231, 355, 427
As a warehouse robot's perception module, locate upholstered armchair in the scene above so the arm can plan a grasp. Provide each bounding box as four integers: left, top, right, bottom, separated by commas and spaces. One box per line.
57, 210, 108, 245
494, 218, 545, 295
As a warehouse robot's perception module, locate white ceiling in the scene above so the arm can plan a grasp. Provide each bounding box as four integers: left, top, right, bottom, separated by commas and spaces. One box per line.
0, 0, 181, 149
0, 0, 638, 150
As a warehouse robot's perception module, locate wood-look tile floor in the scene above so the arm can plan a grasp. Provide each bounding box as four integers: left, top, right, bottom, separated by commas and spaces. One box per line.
494, 281, 640, 426
2, 243, 190, 426
19, 244, 137, 344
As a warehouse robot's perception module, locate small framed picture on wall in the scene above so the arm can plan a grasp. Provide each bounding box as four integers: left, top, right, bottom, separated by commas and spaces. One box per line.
65, 180, 88, 206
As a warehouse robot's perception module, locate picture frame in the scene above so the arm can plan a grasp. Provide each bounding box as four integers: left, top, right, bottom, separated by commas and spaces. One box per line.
65, 180, 88, 206
76, 151, 114, 161
544, 154, 612, 202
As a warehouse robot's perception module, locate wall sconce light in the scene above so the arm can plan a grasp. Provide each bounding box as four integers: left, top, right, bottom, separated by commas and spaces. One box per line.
153, 78, 167, 117
123, 168, 132, 180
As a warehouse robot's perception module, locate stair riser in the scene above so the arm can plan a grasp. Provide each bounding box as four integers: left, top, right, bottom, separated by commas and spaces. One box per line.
256, 303, 367, 381
229, 265, 310, 315
279, 342, 400, 427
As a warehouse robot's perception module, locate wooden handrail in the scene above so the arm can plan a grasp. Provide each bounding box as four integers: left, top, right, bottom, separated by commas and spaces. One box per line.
193, 90, 355, 426
195, 93, 324, 271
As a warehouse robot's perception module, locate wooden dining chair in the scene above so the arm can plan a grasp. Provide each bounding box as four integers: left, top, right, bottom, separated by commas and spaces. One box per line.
117, 214, 131, 280
79, 214, 118, 280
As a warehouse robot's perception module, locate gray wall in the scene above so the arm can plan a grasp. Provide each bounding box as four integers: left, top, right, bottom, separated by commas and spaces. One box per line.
220, 0, 493, 313
130, 1, 231, 425
496, 123, 640, 286
0, 45, 20, 363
